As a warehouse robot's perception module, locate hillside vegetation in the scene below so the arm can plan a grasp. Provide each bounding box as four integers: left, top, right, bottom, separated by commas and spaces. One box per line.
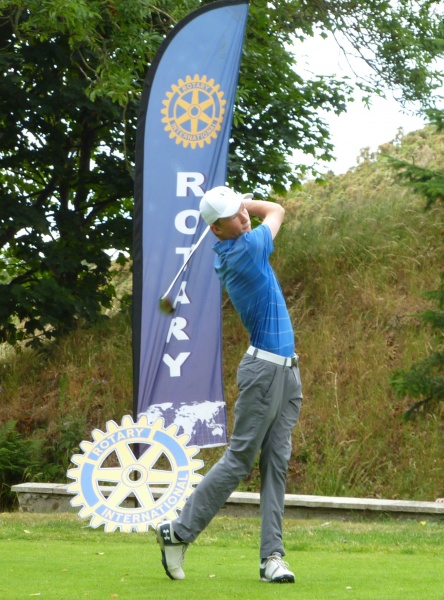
1, 126, 443, 505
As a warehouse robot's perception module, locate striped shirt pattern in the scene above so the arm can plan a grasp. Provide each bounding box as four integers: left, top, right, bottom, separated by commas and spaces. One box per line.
213, 224, 294, 357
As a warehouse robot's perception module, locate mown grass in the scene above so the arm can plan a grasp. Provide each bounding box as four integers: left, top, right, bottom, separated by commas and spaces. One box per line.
1, 513, 443, 600
0, 128, 443, 503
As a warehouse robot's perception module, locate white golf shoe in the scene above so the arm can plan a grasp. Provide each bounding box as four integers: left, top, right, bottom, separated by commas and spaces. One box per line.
156, 520, 189, 580
260, 552, 295, 583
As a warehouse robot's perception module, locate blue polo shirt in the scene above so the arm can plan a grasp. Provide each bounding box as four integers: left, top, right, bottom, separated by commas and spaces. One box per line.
213, 224, 294, 357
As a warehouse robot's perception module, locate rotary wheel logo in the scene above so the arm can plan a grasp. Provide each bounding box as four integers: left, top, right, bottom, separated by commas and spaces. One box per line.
161, 74, 226, 149
67, 415, 203, 532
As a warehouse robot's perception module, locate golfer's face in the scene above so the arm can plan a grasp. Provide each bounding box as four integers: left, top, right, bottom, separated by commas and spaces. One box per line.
213, 204, 251, 239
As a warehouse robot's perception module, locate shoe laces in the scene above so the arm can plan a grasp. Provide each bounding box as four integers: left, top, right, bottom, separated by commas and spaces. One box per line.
265, 553, 289, 569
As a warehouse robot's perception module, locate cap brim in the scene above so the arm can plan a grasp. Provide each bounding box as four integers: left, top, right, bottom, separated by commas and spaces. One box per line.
219, 192, 252, 219
218, 196, 242, 219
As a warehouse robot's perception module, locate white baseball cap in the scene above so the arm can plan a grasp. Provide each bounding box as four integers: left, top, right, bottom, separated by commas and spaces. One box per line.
199, 186, 253, 225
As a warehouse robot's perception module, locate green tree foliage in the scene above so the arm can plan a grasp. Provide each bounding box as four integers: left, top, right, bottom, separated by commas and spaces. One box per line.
0, 1, 190, 346
389, 112, 444, 418
0, 0, 442, 346
296, 0, 444, 104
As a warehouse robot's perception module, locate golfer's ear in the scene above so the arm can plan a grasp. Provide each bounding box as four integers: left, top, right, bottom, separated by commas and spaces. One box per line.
210, 223, 220, 236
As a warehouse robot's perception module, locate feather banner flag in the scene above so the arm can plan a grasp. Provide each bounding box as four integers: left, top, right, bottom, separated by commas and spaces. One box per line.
133, 1, 249, 447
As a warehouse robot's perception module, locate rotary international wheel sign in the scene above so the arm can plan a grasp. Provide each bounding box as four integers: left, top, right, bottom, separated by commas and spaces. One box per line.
67, 415, 203, 532
161, 74, 226, 149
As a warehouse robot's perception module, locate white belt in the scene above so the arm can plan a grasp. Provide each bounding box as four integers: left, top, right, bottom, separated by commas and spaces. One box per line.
246, 346, 297, 367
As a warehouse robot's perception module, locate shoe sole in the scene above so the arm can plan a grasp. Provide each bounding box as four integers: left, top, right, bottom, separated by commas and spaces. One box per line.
156, 526, 175, 580
260, 575, 295, 583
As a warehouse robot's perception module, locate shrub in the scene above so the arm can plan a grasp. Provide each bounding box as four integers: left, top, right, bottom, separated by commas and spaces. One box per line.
0, 420, 44, 510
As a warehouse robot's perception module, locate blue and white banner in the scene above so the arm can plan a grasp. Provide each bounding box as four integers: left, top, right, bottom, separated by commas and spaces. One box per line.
133, 1, 249, 447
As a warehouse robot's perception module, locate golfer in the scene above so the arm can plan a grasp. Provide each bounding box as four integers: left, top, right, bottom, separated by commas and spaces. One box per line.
157, 186, 303, 583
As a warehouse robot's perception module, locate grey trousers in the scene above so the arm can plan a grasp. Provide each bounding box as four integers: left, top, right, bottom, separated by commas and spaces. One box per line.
173, 351, 302, 559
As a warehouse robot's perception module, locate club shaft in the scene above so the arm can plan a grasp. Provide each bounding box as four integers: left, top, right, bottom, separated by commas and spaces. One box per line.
160, 225, 210, 300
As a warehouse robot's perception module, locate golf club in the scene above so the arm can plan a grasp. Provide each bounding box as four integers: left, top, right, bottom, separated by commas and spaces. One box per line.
159, 224, 210, 313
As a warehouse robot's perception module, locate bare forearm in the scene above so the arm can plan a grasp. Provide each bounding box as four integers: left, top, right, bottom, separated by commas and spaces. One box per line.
243, 199, 285, 239
243, 199, 285, 220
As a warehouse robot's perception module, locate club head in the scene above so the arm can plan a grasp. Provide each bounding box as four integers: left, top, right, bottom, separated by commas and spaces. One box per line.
159, 296, 175, 314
